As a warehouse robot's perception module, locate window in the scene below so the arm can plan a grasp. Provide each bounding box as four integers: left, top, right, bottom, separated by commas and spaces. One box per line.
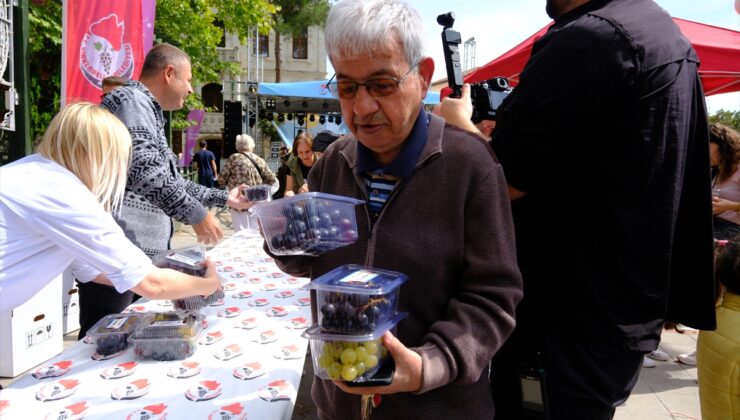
202, 83, 223, 112
214, 20, 225, 48
292, 27, 308, 59
252, 34, 269, 57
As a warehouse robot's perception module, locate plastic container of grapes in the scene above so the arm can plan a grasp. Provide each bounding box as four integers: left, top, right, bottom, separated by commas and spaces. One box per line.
244, 184, 272, 202
252, 192, 364, 256
129, 311, 204, 361
151, 245, 225, 310
308, 265, 408, 334
86, 313, 147, 357
303, 312, 406, 384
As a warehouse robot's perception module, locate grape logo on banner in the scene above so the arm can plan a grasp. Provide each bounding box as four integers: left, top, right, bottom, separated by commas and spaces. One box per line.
79, 15, 135, 88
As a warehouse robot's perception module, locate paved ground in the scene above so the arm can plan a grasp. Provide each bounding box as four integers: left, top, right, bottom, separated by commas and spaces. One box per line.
2, 209, 703, 419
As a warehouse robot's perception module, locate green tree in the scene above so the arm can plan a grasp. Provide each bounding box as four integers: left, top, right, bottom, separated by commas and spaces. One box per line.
709, 109, 740, 130
269, 0, 331, 82
29, 0, 62, 141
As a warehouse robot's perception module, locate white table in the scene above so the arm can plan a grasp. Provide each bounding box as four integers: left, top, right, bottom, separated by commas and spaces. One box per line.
0, 231, 311, 420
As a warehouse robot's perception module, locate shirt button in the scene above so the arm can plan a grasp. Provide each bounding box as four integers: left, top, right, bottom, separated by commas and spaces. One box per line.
372, 189, 379, 196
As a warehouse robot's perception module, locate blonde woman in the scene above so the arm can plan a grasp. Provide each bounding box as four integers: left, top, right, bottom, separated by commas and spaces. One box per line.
0, 103, 221, 312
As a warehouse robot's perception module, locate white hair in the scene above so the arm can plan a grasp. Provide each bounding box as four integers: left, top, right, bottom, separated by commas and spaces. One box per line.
325, 0, 425, 68
236, 134, 255, 153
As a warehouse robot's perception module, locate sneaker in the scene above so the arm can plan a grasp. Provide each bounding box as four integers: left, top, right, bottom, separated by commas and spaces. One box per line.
675, 324, 698, 333
642, 357, 656, 368
677, 350, 697, 365
646, 349, 670, 361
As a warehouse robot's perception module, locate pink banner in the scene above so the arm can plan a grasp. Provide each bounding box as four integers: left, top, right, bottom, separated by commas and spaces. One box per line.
183, 110, 206, 166
62, 0, 145, 104
142, 0, 156, 54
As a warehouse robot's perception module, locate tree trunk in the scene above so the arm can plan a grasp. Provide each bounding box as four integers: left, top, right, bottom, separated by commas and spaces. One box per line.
274, 30, 282, 83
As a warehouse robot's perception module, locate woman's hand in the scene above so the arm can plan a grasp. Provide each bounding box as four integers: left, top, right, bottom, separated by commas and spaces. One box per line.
332, 331, 422, 396
298, 183, 309, 194
712, 197, 740, 214
201, 258, 222, 297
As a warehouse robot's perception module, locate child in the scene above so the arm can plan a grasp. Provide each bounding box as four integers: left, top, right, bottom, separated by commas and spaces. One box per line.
696, 237, 740, 418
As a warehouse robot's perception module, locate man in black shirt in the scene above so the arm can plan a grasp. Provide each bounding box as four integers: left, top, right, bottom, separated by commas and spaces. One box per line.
439, 0, 716, 418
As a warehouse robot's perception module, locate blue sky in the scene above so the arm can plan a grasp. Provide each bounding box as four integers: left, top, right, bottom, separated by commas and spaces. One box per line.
330, 0, 740, 112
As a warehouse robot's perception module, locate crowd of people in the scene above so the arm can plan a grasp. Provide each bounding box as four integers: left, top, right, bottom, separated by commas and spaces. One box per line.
0, 0, 738, 418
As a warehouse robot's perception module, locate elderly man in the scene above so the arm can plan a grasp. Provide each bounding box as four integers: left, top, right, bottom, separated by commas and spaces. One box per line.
76, 43, 250, 338
438, 0, 716, 418
268, 1, 522, 418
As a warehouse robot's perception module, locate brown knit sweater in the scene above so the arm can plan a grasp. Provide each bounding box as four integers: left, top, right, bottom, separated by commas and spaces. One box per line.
271, 113, 523, 419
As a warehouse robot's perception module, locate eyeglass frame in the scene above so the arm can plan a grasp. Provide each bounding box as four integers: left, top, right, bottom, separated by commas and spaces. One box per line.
325, 62, 419, 99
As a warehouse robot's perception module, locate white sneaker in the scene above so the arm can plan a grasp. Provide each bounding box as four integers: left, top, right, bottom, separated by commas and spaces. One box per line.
646, 349, 670, 361
642, 357, 656, 368
676, 324, 698, 333
677, 350, 697, 365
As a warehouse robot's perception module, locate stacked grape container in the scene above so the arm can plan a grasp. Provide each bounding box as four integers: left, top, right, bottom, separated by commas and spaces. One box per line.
251, 192, 364, 256
129, 311, 205, 361
150, 245, 225, 311
303, 264, 408, 385
87, 313, 146, 358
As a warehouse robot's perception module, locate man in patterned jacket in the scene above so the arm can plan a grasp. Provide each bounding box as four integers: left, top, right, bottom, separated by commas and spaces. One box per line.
77, 43, 251, 338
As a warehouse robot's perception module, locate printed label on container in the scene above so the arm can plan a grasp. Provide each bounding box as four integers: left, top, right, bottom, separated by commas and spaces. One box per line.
105, 317, 129, 330
166, 253, 199, 266
339, 270, 379, 285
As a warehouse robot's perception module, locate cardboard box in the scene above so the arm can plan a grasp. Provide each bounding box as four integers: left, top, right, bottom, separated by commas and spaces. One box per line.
0, 275, 64, 377
61, 269, 80, 335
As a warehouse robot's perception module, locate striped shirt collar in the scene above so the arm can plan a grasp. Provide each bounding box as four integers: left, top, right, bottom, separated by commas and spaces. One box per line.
356, 105, 429, 179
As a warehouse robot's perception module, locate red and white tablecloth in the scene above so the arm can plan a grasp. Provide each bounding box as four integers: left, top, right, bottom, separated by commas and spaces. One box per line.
0, 230, 311, 420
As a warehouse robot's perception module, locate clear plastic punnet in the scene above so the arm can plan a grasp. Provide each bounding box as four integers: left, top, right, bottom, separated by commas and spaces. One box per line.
302, 312, 406, 384
151, 245, 225, 310
86, 313, 146, 357
252, 192, 364, 256
129, 311, 204, 361
308, 265, 408, 334
151, 245, 207, 276
244, 184, 272, 202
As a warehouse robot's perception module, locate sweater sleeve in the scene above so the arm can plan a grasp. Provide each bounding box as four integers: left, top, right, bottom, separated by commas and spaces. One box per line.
103, 90, 227, 224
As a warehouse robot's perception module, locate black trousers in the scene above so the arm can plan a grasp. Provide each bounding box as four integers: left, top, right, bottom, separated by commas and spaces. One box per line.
492, 332, 643, 420
76, 281, 137, 339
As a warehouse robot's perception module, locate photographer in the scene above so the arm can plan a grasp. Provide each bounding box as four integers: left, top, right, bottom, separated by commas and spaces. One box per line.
438, 0, 716, 418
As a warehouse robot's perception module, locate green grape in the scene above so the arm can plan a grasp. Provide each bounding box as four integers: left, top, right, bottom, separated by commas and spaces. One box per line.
363, 341, 379, 356
318, 352, 334, 369
365, 354, 379, 369
330, 342, 344, 358
380, 344, 388, 358
328, 362, 342, 380
354, 360, 367, 376
354, 345, 368, 362
340, 348, 358, 364
341, 364, 358, 381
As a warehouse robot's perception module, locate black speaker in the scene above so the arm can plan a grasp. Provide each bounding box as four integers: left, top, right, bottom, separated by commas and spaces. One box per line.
223, 100, 242, 156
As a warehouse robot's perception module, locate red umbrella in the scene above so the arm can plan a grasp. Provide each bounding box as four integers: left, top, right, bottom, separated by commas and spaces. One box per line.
442, 18, 740, 97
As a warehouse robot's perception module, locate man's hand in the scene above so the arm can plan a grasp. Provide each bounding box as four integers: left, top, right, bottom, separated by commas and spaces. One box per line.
333, 331, 422, 396
435, 84, 482, 136
192, 212, 223, 244
226, 185, 254, 210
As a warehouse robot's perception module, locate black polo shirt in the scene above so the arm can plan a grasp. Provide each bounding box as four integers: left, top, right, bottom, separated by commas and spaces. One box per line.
491, 0, 715, 350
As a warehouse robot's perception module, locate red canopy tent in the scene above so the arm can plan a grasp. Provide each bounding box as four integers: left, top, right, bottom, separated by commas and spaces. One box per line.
443, 18, 740, 97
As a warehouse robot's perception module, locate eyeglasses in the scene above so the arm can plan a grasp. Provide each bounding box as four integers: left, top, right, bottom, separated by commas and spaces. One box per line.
326, 63, 418, 99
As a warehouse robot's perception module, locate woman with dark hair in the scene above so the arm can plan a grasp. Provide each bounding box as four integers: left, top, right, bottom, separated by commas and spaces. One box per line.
709, 123, 740, 239
284, 133, 317, 197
